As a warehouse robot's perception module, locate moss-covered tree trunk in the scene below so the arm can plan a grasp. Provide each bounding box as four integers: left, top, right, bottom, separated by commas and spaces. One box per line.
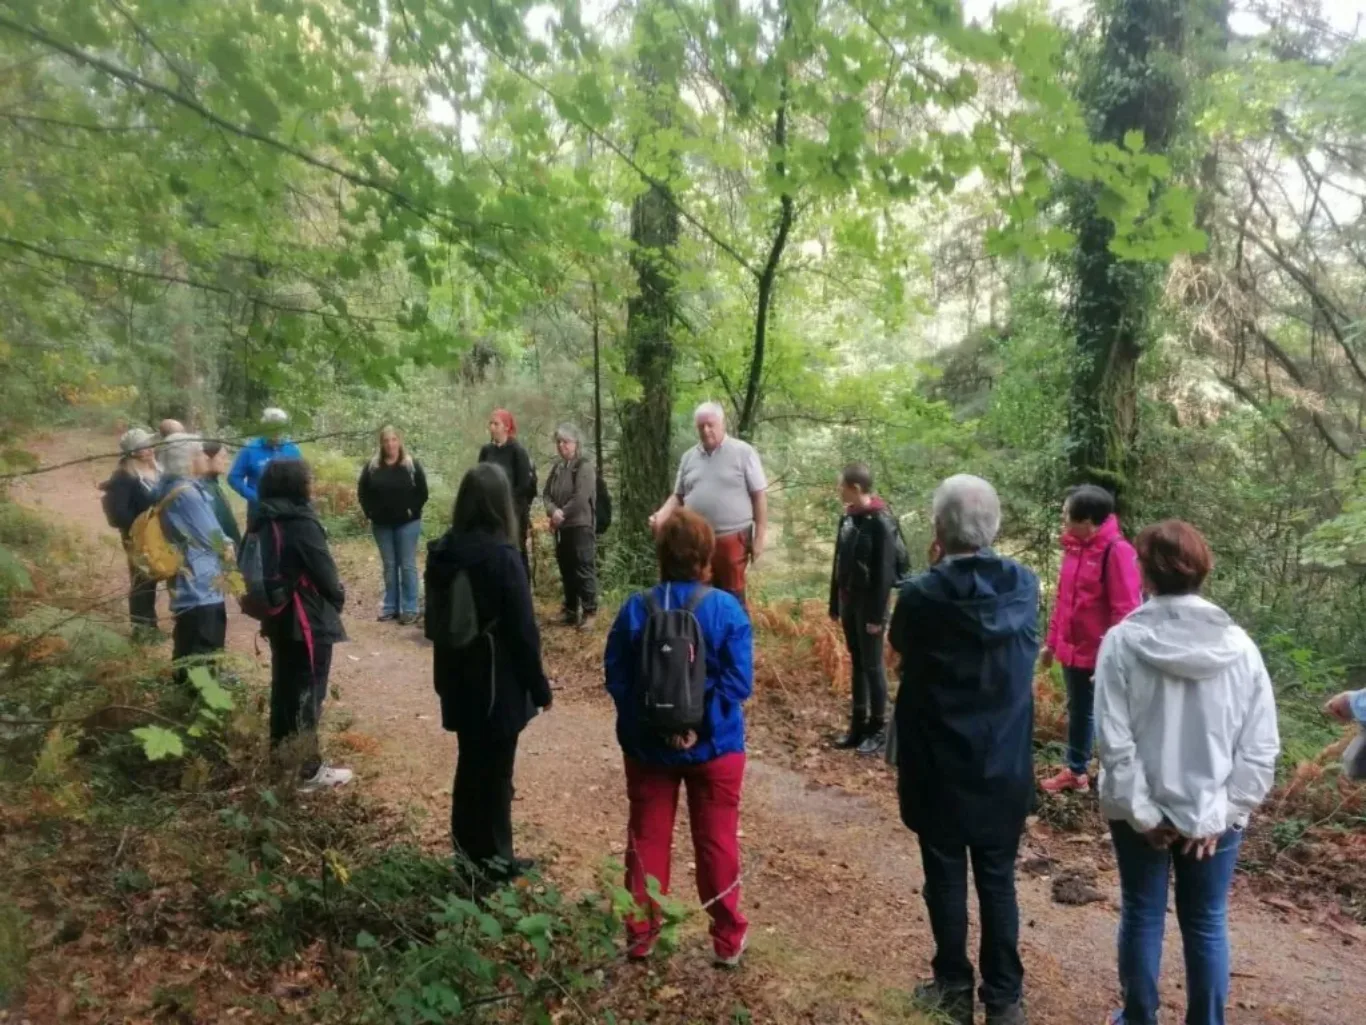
617, 6, 682, 581
1066, 0, 1191, 491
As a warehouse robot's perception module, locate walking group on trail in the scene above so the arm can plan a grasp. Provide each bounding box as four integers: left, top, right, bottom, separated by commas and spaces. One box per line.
95, 401, 1366, 1025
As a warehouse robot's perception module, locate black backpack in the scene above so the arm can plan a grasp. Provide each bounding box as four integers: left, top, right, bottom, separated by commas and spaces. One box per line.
883, 510, 911, 581
595, 473, 612, 535
637, 585, 711, 736
99, 477, 120, 529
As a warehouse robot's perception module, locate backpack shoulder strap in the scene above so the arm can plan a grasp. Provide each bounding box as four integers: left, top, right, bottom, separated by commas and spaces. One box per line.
1099, 537, 1118, 587
642, 590, 661, 617
685, 584, 712, 613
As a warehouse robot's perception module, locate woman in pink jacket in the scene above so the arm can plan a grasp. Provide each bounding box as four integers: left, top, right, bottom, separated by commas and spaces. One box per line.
1040, 485, 1143, 794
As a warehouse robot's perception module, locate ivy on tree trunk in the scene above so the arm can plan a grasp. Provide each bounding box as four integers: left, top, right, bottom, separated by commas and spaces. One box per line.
1066, 0, 1192, 492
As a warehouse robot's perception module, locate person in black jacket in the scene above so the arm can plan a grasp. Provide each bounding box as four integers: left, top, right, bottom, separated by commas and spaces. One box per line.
100, 428, 162, 638
358, 426, 429, 625
253, 459, 353, 792
828, 462, 899, 755
477, 408, 537, 578
425, 463, 553, 882
890, 475, 1036, 1025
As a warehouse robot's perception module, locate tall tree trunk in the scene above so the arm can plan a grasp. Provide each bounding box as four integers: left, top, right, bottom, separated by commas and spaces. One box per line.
735, 16, 795, 441
617, 5, 682, 579
1066, 0, 1191, 492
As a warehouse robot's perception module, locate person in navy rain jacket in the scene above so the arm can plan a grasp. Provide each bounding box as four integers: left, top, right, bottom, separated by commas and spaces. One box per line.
604, 508, 754, 968
891, 474, 1038, 1025
228, 407, 303, 520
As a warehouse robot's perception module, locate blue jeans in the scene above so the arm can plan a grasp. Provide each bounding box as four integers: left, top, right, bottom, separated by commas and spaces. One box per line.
1110, 819, 1243, 1025
1064, 665, 1096, 774
373, 520, 422, 616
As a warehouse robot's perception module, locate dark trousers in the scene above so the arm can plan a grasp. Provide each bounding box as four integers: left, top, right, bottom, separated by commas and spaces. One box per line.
516, 504, 532, 583
919, 834, 1025, 1011
268, 636, 333, 779
171, 603, 227, 682
555, 525, 598, 616
452, 730, 520, 873
841, 608, 887, 726
127, 557, 158, 631
1063, 665, 1097, 775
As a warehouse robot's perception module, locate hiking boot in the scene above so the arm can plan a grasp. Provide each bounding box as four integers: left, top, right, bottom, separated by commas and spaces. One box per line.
483, 856, 536, 883
911, 979, 973, 1025
299, 764, 354, 792
398, 612, 418, 626
578, 613, 597, 631
987, 1000, 1028, 1025
857, 725, 887, 757
832, 719, 868, 750
561, 609, 580, 627
713, 929, 748, 969
377, 611, 398, 623
1041, 767, 1090, 794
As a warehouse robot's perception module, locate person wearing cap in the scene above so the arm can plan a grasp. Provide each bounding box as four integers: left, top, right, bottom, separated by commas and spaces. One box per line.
228, 408, 303, 521
100, 428, 163, 638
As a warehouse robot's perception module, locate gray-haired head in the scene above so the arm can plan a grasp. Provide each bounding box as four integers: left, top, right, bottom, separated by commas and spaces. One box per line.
261, 407, 289, 426
553, 422, 582, 446
160, 433, 204, 479
932, 474, 1001, 553
693, 401, 726, 425
119, 427, 156, 456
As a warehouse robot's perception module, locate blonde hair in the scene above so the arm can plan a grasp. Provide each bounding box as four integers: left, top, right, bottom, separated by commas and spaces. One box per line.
370, 425, 412, 471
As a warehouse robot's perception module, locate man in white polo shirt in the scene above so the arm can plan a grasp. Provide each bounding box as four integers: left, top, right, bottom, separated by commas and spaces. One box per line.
649, 402, 768, 604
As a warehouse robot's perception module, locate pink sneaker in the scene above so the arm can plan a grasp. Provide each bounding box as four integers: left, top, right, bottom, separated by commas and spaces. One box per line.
1041, 767, 1090, 794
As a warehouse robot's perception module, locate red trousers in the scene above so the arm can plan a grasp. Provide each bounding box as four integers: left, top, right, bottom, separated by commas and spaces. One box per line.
711, 530, 750, 605
623, 752, 748, 958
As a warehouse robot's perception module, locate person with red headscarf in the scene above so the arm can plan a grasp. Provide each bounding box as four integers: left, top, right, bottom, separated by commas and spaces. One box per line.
478, 409, 537, 575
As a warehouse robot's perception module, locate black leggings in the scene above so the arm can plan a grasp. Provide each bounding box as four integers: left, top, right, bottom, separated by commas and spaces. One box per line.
269, 636, 333, 779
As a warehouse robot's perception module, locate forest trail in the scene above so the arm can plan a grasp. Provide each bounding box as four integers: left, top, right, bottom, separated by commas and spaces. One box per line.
13, 429, 1363, 1025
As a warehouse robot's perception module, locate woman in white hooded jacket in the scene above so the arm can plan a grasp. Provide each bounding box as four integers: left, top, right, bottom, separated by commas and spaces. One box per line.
1094, 519, 1280, 1025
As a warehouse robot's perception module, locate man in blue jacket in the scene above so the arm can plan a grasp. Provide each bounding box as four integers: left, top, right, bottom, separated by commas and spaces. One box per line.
890, 474, 1037, 1025
228, 407, 302, 521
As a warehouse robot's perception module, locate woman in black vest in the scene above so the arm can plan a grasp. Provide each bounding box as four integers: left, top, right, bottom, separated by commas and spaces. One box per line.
477, 408, 536, 578
425, 463, 553, 881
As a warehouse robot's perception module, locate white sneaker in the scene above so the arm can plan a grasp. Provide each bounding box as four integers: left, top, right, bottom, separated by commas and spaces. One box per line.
299, 764, 354, 792
713, 930, 748, 969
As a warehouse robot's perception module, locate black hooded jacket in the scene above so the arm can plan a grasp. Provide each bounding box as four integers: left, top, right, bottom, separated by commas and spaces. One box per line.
103, 464, 158, 536
252, 498, 347, 645
424, 529, 552, 736
890, 551, 1039, 847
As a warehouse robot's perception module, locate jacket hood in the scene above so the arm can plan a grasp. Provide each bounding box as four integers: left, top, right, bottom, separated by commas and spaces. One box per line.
846, 496, 888, 516
911, 551, 1038, 642
1061, 514, 1122, 551
1119, 595, 1247, 680
426, 529, 510, 584
255, 496, 319, 523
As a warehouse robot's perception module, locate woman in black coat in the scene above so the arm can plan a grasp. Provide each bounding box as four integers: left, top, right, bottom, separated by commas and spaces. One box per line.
425, 463, 553, 881
477, 408, 537, 577
253, 458, 352, 791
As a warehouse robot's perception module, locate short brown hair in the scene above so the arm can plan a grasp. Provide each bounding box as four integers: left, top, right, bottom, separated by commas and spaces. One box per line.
657, 508, 716, 583
1135, 519, 1213, 596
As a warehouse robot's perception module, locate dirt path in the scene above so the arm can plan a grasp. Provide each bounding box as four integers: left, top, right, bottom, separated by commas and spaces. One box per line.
13, 430, 1364, 1024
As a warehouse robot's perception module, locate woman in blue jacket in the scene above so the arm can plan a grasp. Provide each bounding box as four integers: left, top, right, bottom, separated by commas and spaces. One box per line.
604, 508, 753, 967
